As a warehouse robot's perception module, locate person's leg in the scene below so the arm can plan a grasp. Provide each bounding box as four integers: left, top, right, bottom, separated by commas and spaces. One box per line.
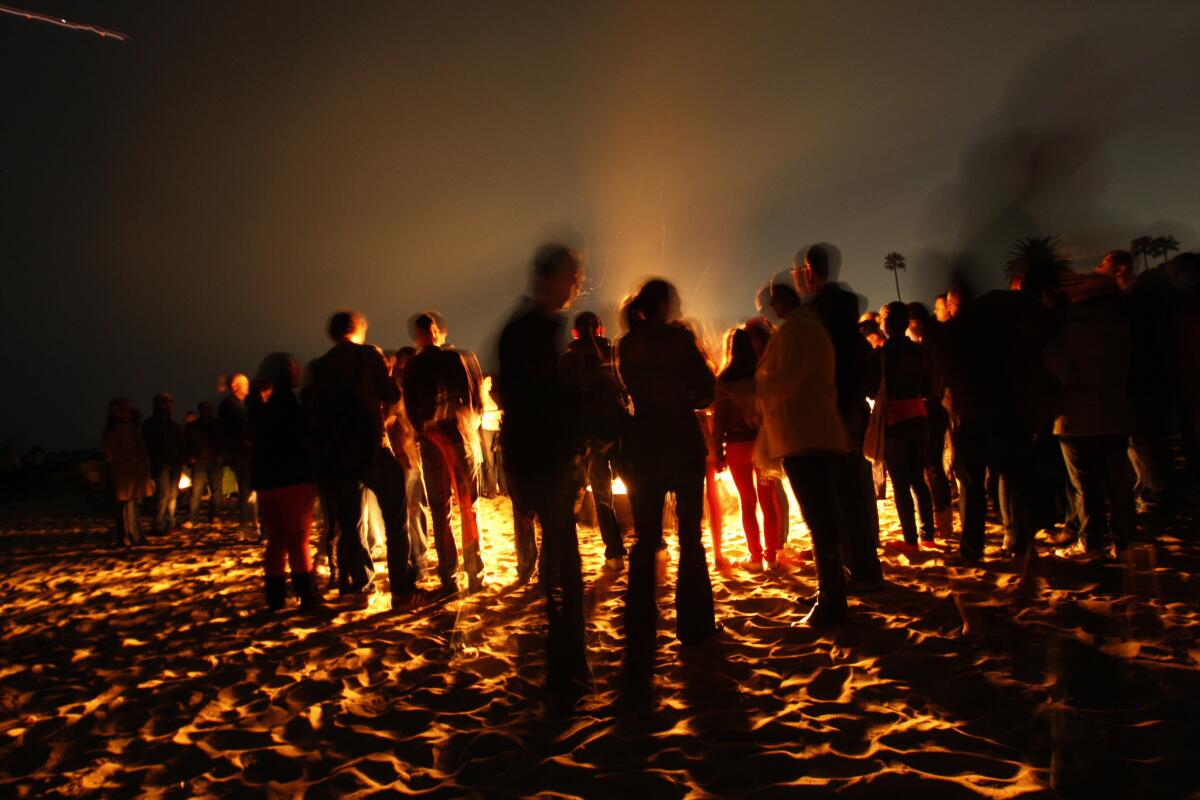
363, 446, 414, 597
835, 453, 884, 581
1060, 437, 1109, 551
165, 467, 181, 530
405, 464, 429, 567
507, 474, 540, 583
419, 436, 457, 588
783, 454, 848, 621
885, 424, 919, 546
330, 478, 373, 593
755, 473, 781, 563
672, 465, 717, 642
925, 406, 952, 512
206, 461, 223, 520
906, 420, 934, 540
529, 470, 588, 694
189, 463, 207, 523
703, 456, 725, 565
153, 464, 171, 532
953, 419, 987, 559
624, 474, 666, 678
1100, 436, 1136, 553
773, 481, 790, 546
726, 441, 763, 560
586, 451, 624, 560
258, 488, 288, 609
479, 429, 498, 498
440, 434, 483, 586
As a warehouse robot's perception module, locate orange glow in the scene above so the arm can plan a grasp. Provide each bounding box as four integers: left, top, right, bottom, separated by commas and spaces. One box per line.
611, 477, 628, 495
178, 473, 191, 491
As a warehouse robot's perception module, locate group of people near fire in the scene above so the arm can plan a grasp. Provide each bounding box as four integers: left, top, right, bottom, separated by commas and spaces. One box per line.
101, 240, 1200, 701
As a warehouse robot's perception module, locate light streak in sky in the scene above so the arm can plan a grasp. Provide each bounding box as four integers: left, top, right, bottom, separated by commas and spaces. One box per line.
0, 3, 130, 41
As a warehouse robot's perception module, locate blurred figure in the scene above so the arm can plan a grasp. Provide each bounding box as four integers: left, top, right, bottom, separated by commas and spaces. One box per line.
306, 310, 412, 607
858, 318, 885, 348
185, 401, 223, 527
562, 311, 628, 568
391, 346, 430, 573
713, 327, 781, 570
103, 398, 150, 546
495, 244, 589, 702
866, 303, 934, 547
1095, 249, 1134, 290
143, 392, 185, 535
616, 278, 720, 691
757, 272, 851, 625
478, 375, 502, 499
220, 374, 257, 534
933, 293, 951, 323
1045, 270, 1136, 556
404, 312, 484, 594
906, 302, 932, 343
250, 353, 319, 611
795, 245, 883, 587
749, 295, 791, 547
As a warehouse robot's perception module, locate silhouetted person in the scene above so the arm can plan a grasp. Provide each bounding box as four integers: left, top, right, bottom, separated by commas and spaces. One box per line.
713, 326, 781, 570
143, 392, 185, 535
249, 353, 319, 611
390, 346, 430, 575
616, 278, 720, 691
795, 245, 883, 586
866, 303, 935, 547
495, 244, 589, 702
757, 285, 852, 624
185, 401, 223, 527
404, 312, 484, 594
933, 293, 951, 323
561, 310, 627, 568
479, 375, 502, 498
306, 310, 412, 607
220, 374, 257, 535
103, 398, 150, 546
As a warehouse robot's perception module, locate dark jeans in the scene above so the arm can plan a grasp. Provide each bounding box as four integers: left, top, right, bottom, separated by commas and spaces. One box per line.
581, 448, 624, 559
188, 459, 223, 523
624, 460, 714, 677
227, 451, 257, 530
837, 406, 884, 580
783, 454, 848, 609
884, 416, 933, 545
419, 431, 482, 586
925, 404, 952, 511
480, 428, 500, 497
153, 463, 182, 532
1059, 436, 1136, 551
508, 468, 588, 692
953, 418, 1036, 557
363, 446, 414, 596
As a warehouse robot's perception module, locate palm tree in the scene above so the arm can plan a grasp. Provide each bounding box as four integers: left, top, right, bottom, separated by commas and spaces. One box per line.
1005, 235, 1067, 281
883, 252, 906, 301
1130, 236, 1153, 273
1158, 234, 1180, 265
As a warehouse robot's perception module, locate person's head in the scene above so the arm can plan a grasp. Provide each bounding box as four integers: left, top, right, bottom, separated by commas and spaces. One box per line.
858, 319, 884, 348
933, 293, 949, 322
152, 392, 174, 418
882, 302, 909, 340
793, 244, 831, 297
106, 397, 133, 430
198, 401, 213, 420
906, 302, 931, 342
571, 310, 603, 340
858, 311, 878, 324
184, 410, 198, 425
743, 316, 775, 357
946, 286, 967, 318
412, 312, 445, 348
764, 282, 801, 319
229, 373, 250, 400
395, 345, 417, 373
327, 310, 367, 344
624, 278, 681, 327
877, 303, 891, 330
1096, 249, 1134, 288
256, 352, 301, 396
532, 243, 584, 311
719, 327, 759, 381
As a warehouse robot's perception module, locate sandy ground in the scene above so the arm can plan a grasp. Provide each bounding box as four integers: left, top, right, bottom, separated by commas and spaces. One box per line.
1, 480, 1199, 799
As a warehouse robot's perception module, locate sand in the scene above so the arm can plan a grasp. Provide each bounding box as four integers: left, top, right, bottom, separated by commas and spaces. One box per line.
1, 482, 1198, 798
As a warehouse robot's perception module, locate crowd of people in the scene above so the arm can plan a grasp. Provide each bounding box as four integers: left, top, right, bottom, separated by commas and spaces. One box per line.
100, 240, 1200, 703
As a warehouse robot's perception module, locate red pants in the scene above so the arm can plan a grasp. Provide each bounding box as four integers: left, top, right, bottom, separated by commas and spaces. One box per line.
726, 440, 781, 560
259, 483, 316, 577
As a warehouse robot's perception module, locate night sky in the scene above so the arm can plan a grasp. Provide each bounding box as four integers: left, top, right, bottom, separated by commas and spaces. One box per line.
3, 1, 1198, 451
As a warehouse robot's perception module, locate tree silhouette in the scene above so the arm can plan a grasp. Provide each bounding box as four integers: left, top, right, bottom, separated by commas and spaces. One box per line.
1130, 236, 1154, 273
1005, 235, 1067, 281
883, 252, 906, 301
1152, 234, 1180, 265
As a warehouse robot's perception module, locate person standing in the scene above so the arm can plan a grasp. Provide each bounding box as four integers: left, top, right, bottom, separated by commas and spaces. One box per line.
404, 312, 485, 594
220, 374, 257, 535
495, 244, 589, 702
142, 392, 185, 535
306, 310, 413, 607
616, 278, 720, 691
103, 398, 151, 546
390, 346, 430, 575
185, 401, 224, 528
249, 353, 320, 611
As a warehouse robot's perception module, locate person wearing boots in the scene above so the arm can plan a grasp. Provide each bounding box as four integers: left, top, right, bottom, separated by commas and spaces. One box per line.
249, 352, 319, 612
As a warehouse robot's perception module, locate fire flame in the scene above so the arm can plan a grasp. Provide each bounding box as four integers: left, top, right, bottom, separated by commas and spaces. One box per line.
178, 473, 191, 490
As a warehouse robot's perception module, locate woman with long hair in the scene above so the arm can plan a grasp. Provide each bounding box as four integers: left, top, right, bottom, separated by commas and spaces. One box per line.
103, 397, 151, 546
615, 278, 720, 690
713, 326, 781, 571
249, 352, 319, 611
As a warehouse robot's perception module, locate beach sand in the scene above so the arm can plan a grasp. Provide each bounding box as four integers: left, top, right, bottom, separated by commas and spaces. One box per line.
1, 482, 1198, 798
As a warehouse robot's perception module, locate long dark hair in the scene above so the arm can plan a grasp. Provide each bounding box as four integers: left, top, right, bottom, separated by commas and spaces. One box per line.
718, 327, 758, 383
621, 278, 680, 330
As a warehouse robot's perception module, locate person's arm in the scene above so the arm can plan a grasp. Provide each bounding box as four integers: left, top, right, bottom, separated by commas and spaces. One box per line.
680, 330, 716, 410
711, 389, 730, 468
368, 346, 401, 405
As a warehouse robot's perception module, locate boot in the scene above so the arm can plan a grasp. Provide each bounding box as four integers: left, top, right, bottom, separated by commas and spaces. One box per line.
291, 571, 322, 612
934, 508, 954, 539
265, 575, 288, 611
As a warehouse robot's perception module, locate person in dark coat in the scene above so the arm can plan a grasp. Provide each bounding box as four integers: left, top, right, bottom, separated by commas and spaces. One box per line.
185, 401, 223, 527
495, 243, 589, 704
103, 398, 151, 546
142, 392, 185, 535
616, 278, 720, 693
219, 375, 257, 535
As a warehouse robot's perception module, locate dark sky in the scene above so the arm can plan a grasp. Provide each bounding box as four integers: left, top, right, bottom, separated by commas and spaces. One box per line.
3, 1, 1198, 451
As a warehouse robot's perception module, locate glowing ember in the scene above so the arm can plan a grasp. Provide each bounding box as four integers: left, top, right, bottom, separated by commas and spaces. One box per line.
611, 477, 628, 495
178, 473, 191, 491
